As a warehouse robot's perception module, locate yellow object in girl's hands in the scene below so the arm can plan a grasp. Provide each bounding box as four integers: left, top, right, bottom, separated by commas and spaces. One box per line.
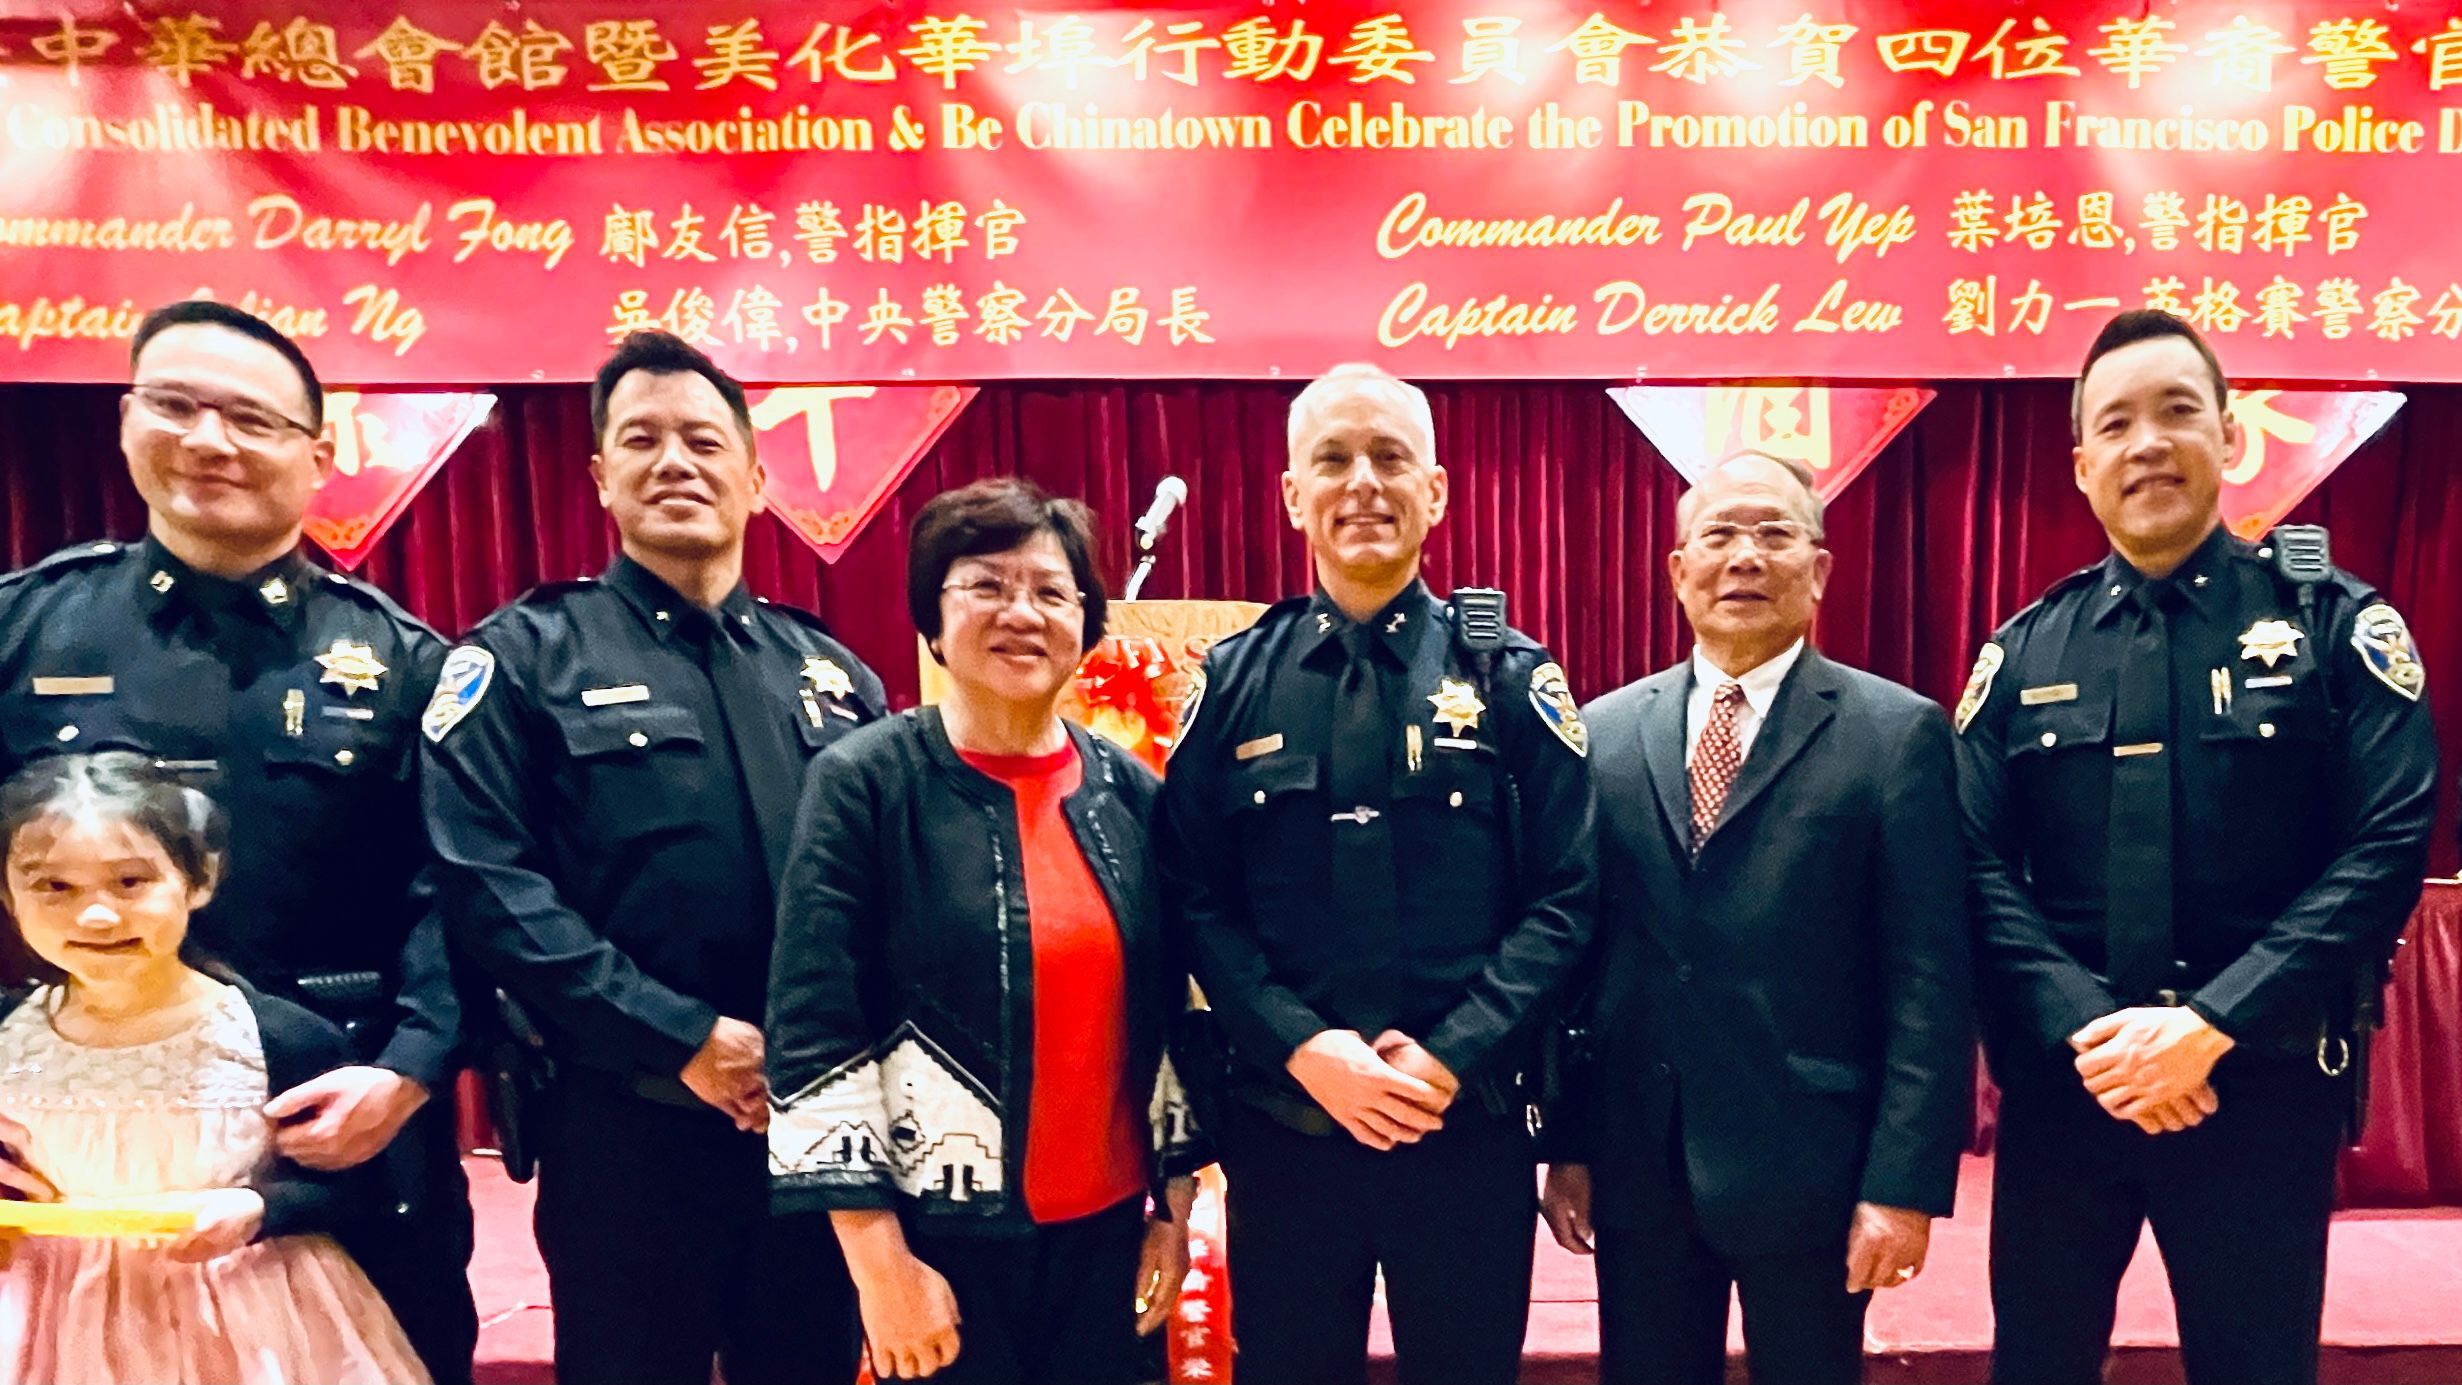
0, 1199, 197, 1239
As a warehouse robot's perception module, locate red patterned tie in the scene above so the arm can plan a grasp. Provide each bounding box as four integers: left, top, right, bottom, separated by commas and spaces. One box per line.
1690, 681, 1747, 852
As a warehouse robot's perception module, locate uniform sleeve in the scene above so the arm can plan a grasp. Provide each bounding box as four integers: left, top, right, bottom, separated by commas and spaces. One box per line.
1422, 647, 1599, 1084
1858, 703, 1973, 1217
766, 742, 898, 1213
2188, 596, 2437, 1043
253, 999, 377, 1240
374, 630, 462, 1088
1156, 652, 1332, 1066
419, 630, 717, 1079
1956, 637, 2121, 1057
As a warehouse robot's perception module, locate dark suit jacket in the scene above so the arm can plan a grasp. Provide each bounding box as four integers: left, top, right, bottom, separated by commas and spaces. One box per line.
1552, 648, 1973, 1260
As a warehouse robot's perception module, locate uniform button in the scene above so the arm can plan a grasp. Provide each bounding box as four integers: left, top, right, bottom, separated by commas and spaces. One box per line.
2039, 731, 2057, 748
628, 732, 649, 748
1653, 1062, 1673, 1079
1676, 964, 1694, 982
1253, 790, 1266, 805
2259, 722, 2276, 738
395, 1201, 412, 1216
56, 725, 77, 743
655, 610, 671, 622
1448, 790, 1464, 808
333, 749, 355, 766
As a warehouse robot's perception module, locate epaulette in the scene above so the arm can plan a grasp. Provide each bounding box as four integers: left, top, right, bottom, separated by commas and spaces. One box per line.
316, 567, 442, 638
0, 540, 127, 592
1993, 561, 2103, 638
753, 597, 844, 642
509, 577, 599, 608
1207, 594, 1310, 659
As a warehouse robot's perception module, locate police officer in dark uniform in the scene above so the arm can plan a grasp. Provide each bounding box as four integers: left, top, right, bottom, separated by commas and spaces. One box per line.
1958, 310, 2437, 1385
1157, 363, 1596, 1385
420, 332, 880, 1385
0, 300, 476, 1382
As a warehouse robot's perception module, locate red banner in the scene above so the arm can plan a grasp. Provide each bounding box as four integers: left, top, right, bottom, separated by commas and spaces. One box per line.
2219, 387, 2403, 538
1607, 384, 1933, 497
7, 2, 2462, 385
749, 384, 974, 562
302, 389, 492, 568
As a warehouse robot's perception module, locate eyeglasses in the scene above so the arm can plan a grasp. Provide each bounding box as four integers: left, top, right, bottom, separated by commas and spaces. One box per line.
942, 575, 1084, 615
1689, 520, 1812, 555
129, 384, 316, 444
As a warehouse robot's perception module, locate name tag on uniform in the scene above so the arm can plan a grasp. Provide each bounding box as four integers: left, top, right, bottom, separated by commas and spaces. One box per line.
1235, 733, 1284, 761
1435, 737, 1480, 750
581, 684, 651, 707
2019, 683, 2078, 705
2244, 675, 2294, 689
322, 706, 376, 721
31, 677, 112, 696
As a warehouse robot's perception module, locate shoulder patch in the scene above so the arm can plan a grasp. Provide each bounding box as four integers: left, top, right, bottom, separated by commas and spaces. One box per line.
0, 541, 125, 592
1174, 662, 1207, 744
511, 578, 599, 609
2351, 603, 2424, 701
1955, 642, 2004, 734
421, 645, 497, 742
1526, 660, 1588, 758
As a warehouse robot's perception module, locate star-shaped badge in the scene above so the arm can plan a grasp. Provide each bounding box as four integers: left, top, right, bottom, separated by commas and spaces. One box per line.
2238, 618, 2304, 669
314, 639, 389, 696
801, 656, 855, 700
1427, 678, 1486, 736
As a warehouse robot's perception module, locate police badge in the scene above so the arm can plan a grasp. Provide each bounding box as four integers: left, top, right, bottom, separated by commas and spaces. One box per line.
1527, 661, 1588, 758
1955, 642, 2004, 734
422, 646, 497, 742
2351, 604, 2425, 701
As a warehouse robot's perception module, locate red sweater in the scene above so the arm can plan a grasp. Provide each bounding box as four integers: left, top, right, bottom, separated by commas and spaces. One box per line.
958, 743, 1146, 1223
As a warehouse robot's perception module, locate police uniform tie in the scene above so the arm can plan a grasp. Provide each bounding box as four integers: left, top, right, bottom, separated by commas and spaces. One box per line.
1690, 681, 1747, 853
697, 617, 802, 894
1327, 623, 1400, 963
2106, 583, 2178, 1003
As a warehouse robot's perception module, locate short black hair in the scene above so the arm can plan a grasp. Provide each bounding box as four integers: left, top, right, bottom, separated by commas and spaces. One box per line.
590, 331, 755, 451
129, 300, 325, 430
908, 478, 1107, 652
0, 752, 229, 893
2072, 309, 2230, 441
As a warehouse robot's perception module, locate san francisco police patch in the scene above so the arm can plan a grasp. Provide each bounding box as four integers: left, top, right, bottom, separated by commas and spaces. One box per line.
1528, 661, 1588, 758
421, 645, 497, 743
1955, 642, 2004, 734
2351, 603, 2425, 701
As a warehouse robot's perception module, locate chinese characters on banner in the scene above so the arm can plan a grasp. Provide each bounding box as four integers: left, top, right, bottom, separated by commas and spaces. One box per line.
5, 3, 2462, 384
1608, 384, 1935, 497
2218, 388, 2404, 536
747, 384, 974, 562
301, 390, 493, 568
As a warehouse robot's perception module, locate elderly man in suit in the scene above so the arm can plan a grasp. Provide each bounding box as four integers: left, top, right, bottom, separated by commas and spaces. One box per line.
1539, 451, 1974, 1385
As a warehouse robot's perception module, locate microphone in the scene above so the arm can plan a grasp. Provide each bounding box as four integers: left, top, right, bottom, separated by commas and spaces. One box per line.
1134, 476, 1188, 551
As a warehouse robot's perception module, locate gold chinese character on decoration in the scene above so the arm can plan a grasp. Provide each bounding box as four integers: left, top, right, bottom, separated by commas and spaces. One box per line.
2194, 195, 2249, 255
2223, 390, 2316, 484
602, 207, 658, 268
138, 14, 237, 88
1875, 29, 1967, 77
1221, 17, 1323, 81
794, 202, 847, 262
1770, 16, 1855, 89
2007, 279, 2053, 335
855, 205, 907, 264
1704, 387, 1834, 469
2416, 20, 2462, 92
976, 200, 1025, 259
1948, 189, 1997, 252
608, 290, 660, 340
1004, 14, 1103, 87
1099, 288, 1152, 345
1453, 17, 1527, 84
2314, 277, 2363, 339
976, 283, 1031, 346
2069, 192, 2126, 250
2197, 16, 2293, 92
695, 20, 779, 90
1972, 17, 2078, 79
662, 205, 718, 263
901, 15, 996, 90
1331, 14, 1435, 84
751, 387, 876, 490
1945, 279, 1993, 336
356, 17, 461, 93
920, 284, 969, 347
721, 203, 775, 260
2187, 278, 2248, 334
2369, 278, 2423, 342
860, 290, 915, 346
465, 19, 573, 91
2428, 285, 2462, 340
911, 201, 971, 264
2322, 193, 2366, 254
2256, 276, 2307, 339
2088, 16, 2185, 89
2304, 18, 2398, 91
324, 394, 405, 479
800, 286, 850, 349
2004, 192, 2061, 251
723, 287, 786, 350
664, 288, 720, 347
1652, 15, 1757, 83
2141, 191, 2189, 252
2252, 195, 2313, 257
33, 17, 119, 85
242, 20, 356, 89
1037, 288, 1097, 341
2143, 275, 2189, 316
1547, 13, 1651, 86
583, 20, 676, 92
1115, 20, 1218, 85
1166, 288, 1214, 345
788, 21, 893, 82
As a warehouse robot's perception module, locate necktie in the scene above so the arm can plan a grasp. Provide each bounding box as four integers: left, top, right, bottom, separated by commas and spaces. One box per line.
1690, 681, 1747, 852
699, 620, 802, 894
2105, 585, 2178, 1002
1326, 625, 1400, 970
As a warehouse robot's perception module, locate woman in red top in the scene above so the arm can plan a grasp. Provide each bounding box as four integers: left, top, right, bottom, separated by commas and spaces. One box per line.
767, 480, 1206, 1384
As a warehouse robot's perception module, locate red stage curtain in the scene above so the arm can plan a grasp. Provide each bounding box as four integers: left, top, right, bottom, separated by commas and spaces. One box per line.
7, 377, 2460, 1202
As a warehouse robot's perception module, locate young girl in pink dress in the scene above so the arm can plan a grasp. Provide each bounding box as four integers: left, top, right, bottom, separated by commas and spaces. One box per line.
0, 752, 428, 1384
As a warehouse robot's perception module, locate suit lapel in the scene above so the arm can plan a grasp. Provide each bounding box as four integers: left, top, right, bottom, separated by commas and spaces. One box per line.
1701, 649, 1839, 848
1639, 666, 1696, 863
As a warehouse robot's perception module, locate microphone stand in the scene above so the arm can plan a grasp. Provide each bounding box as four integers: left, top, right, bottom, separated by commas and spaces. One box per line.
1123, 548, 1161, 601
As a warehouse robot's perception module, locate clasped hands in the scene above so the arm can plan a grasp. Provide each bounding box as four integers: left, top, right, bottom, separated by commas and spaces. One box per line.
2068, 1005, 2235, 1134
1285, 1028, 1460, 1150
